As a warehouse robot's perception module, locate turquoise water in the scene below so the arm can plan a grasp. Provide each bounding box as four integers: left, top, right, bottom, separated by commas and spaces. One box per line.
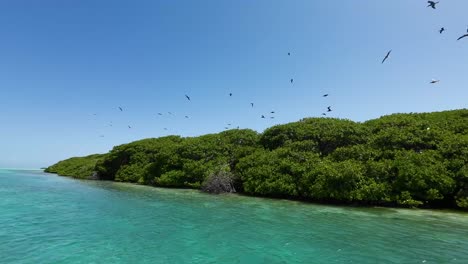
1, 169, 468, 263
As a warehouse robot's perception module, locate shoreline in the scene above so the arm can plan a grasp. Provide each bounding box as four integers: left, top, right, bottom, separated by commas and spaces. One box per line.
45, 170, 468, 214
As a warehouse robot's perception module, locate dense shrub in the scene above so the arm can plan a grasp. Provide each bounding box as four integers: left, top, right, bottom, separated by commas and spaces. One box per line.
46, 109, 468, 209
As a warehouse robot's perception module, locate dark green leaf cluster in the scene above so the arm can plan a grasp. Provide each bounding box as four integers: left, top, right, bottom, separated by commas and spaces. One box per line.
46, 109, 468, 209
44, 154, 106, 179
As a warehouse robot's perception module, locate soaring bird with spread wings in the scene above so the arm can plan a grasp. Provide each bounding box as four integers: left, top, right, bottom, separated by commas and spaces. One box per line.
427, 1, 439, 9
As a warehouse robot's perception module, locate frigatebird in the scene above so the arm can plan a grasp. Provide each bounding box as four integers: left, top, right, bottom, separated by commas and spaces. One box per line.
119, 107, 123, 111
430, 79, 440, 84
327, 106, 332, 112
229, 93, 232, 97
251, 103, 254, 107
290, 78, 294, 84
427, 1, 439, 9
457, 33, 468, 41
185, 116, 189, 118
382, 50, 392, 64
128, 125, 132, 129
185, 95, 191, 101
323, 94, 329, 97
261, 115, 265, 119
439, 27, 445, 34
270, 111, 275, 114
158, 113, 163, 115
288, 52, 290, 56
322, 113, 327, 116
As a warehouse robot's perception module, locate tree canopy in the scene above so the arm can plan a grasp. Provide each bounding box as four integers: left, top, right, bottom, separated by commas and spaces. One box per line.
46, 109, 468, 209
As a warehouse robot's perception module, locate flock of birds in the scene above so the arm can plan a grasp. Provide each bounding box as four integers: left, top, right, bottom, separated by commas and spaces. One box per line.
95, 1, 464, 138
381, 1, 467, 85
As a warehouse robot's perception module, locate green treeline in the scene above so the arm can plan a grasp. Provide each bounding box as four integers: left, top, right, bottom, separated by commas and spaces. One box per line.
46, 109, 468, 209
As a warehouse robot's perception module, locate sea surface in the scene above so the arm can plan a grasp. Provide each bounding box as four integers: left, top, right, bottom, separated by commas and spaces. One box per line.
1, 169, 468, 263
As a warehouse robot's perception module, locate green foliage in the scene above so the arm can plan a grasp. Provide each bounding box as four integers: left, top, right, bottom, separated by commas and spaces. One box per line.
47, 109, 468, 209
45, 154, 105, 179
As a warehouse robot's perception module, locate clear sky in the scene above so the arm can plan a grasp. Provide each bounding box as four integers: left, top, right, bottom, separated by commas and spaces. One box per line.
1, 0, 467, 168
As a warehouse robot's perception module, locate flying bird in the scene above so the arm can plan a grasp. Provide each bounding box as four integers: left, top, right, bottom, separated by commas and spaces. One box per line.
158, 113, 163, 115
288, 52, 290, 56
261, 115, 265, 119
430, 79, 440, 84
290, 78, 294, 84
164, 128, 168, 130
119, 107, 123, 111
322, 113, 327, 116
270, 117, 275, 119
323, 94, 329, 97
227, 124, 231, 126
457, 33, 468, 41
185, 95, 191, 101
270, 111, 275, 114
251, 103, 254, 107
439, 27, 445, 34
168, 112, 173, 115
128, 125, 132, 129
427, 1, 439, 9
185, 116, 189, 118
382, 50, 392, 64
229, 93, 232, 97
327, 106, 332, 112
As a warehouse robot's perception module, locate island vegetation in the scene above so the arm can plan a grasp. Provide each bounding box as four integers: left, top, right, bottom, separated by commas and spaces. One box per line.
46, 109, 468, 210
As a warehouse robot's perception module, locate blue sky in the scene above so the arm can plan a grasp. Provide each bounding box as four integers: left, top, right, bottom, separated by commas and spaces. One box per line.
0, 0, 467, 168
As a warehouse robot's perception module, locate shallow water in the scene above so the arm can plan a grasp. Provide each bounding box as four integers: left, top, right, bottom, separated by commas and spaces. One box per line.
1, 169, 467, 263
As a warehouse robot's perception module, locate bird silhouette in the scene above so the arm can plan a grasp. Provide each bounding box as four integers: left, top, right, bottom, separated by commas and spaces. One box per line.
229, 93, 232, 97
323, 94, 329, 97
128, 125, 132, 129
290, 78, 294, 84
168, 112, 173, 115
457, 33, 468, 41
322, 113, 327, 116
427, 1, 439, 9
288, 52, 290, 56
327, 106, 332, 112
185, 116, 189, 118
164, 128, 168, 130
119, 107, 123, 111
270, 117, 275, 119
430, 79, 440, 84
382, 50, 392, 64
261, 115, 265, 119
439, 27, 445, 34
185, 95, 191, 101
158, 113, 163, 115
227, 124, 231, 126
270, 111, 275, 114
251, 103, 254, 107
